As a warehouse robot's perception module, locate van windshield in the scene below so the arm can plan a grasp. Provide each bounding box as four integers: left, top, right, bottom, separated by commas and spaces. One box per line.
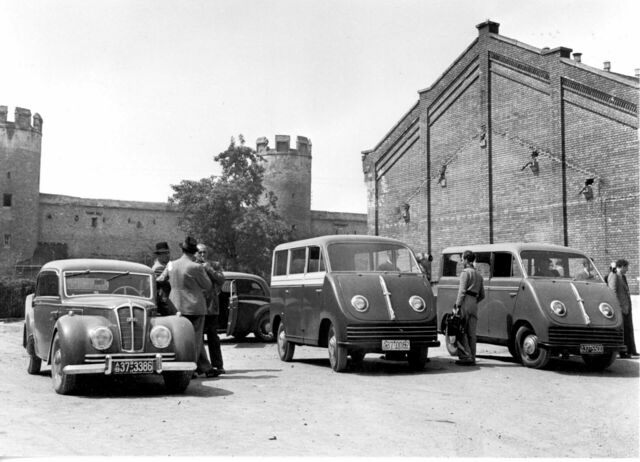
520, 250, 604, 282
327, 242, 421, 273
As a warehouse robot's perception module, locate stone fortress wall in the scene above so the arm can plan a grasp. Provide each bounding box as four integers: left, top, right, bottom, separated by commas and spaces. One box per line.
0, 107, 366, 276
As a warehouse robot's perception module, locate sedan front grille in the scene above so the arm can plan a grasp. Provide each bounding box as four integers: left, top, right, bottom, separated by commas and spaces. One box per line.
116, 305, 146, 351
347, 323, 437, 342
547, 326, 623, 346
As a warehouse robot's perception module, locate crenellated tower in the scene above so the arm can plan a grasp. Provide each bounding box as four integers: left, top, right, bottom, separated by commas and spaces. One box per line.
258, 135, 312, 237
0, 106, 43, 274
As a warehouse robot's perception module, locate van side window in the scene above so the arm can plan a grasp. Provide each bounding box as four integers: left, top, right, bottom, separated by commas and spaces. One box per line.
273, 250, 288, 276
492, 252, 514, 277
475, 252, 491, 279
307, 246, 325, 273
442, 254, 462, 277
290, 248, 307, 274
36, 272, 59, 297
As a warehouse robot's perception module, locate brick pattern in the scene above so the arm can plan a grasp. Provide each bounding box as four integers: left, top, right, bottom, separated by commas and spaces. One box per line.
363, 24, 639, 293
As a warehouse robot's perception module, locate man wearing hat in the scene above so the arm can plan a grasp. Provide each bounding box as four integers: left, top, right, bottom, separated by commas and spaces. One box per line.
151, 242, 175, 315
158, 236, 216, 377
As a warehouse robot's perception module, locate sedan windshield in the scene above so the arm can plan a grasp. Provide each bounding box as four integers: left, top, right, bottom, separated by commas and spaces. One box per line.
327, 242, 421, 273
520, 250, 604, 282
64, 271, 153, 298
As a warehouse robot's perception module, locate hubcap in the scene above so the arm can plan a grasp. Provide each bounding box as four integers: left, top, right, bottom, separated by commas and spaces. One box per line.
52, 348, 62, 387
328, 334, 336, 362
523, 334, 538, 356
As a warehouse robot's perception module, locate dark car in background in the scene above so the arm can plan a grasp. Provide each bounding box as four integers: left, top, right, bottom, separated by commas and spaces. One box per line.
23, 259, 197, 394
217, 271, 273, 342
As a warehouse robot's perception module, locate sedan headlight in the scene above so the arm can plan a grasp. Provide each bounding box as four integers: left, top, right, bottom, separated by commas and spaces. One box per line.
351, 295, 369, 312
409, 295, 426, 313
598, 302, 614, 319
150, 325, 172, 348
550, 300, 567, 316
89, 327, 113, 350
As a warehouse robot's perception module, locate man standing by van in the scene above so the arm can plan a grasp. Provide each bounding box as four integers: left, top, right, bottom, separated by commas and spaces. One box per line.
608, 258, 638, 358
454, 250, 485, 366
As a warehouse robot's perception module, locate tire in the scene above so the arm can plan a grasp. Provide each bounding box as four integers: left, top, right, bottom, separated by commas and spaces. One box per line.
350, 350, 365, 366
515, 325, 550, 369
277, 323, 295, 362
254, 312, 274, 342
327, 325, 348, 372
163, 371, 191, 393
51, 335, 77, 395
407, 346, 428, 371
26, 336, 42, 375
445, 334, 459, 357
582, 352, 616, 371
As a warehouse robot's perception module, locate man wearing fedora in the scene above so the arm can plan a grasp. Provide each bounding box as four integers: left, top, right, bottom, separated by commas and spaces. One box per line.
151, 242, 175, 315
158, 236, 216, 377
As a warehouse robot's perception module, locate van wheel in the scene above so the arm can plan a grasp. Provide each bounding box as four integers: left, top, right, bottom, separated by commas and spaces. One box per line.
582, 352, 616, 371
407, 347, 428, 371
445, 335, 459, 356
515, 326, 550, 369
277, 323, 295, 362
51, 334, 77, 395
327, 325, 347, 372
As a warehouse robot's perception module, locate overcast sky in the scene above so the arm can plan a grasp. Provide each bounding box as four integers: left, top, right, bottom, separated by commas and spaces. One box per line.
1, 0, 638, 214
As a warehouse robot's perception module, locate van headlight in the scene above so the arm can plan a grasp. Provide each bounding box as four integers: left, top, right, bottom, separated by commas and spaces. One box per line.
89, 327, 113, 350
409, 295, 426, 313
150, 325, 172, 348
550, 300, 567, 316
351, 295, 369, 312
598, 303, 614, 319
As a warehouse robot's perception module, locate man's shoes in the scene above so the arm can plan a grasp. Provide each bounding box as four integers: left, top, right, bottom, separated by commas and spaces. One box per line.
214, 367, 226, 375
192, 372, 199, 379
455, 360, 476, 366
204, 368, 221, 378
619, 353, 631, 359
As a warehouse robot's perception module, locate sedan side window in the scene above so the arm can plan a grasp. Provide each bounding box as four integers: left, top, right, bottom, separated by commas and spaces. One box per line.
35, 272, 59, 297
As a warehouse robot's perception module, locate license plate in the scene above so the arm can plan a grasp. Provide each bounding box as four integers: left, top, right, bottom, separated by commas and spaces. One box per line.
111, 360, 155, 375
382, 340, 410, 351
580, 344, 604, 354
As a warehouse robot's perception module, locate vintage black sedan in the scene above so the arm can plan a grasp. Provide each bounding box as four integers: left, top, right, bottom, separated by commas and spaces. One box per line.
218, 271, 273, 342
23, 259, 197, 394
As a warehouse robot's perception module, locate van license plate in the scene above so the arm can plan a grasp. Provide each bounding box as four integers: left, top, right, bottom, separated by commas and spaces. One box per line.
382, 340, 410, 351
580, 344, 604, 354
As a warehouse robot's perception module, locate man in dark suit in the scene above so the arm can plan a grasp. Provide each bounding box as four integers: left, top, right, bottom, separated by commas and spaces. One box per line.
196, 243, 226, 375
608, 258, 638, 358
159, 236, 216, 377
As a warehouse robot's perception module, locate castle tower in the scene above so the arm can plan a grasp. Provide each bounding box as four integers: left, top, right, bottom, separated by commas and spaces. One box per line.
258, 135, 312, 237
0, 106, 43, 274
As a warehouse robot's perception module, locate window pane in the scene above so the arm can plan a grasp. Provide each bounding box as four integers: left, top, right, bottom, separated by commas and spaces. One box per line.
289, 248, 306, 274
273, 250, 288, 276
492, 252, 514, 278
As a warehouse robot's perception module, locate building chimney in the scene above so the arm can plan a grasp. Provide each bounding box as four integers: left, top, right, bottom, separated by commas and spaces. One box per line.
603, 61, 611, 72
573, 53, 582, 63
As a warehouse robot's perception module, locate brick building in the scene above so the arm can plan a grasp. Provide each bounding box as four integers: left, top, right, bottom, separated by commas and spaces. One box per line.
0, 108, 366, 276
362, 21, 639, 292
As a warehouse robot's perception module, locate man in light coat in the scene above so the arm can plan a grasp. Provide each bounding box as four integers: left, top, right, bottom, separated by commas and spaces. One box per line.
159, 236, 215, 377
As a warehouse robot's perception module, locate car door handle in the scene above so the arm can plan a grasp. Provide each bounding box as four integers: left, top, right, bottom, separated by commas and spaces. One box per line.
284, 289, 290, 294
315, 289, 322, 293
509, 292, 517, 297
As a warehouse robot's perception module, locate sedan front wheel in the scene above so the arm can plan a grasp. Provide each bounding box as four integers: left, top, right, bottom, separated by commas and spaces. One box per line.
51, 334, 77, 395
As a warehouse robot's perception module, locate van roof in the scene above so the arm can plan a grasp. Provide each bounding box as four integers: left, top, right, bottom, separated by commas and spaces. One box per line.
273, 234, 409, 251
441, 242, 587, 255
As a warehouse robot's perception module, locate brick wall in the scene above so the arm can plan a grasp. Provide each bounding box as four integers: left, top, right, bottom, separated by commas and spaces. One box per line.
363, 21, 639, 292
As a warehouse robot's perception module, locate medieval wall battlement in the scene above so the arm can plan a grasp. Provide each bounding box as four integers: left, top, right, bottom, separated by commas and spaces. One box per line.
0, 106, 42, 133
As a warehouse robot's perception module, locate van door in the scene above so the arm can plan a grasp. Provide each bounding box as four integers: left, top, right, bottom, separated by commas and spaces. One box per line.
487, 252, 521, 340
473, 252, 491, 337
284, 247, 306, 343
32, 271, 61, 358
302, 246, 326, 344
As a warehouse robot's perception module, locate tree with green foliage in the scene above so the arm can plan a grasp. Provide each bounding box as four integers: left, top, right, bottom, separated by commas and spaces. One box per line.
169, 135, 291, 279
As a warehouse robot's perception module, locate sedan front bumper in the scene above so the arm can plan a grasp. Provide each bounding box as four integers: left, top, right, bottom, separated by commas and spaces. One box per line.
63, 353, 197, 375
